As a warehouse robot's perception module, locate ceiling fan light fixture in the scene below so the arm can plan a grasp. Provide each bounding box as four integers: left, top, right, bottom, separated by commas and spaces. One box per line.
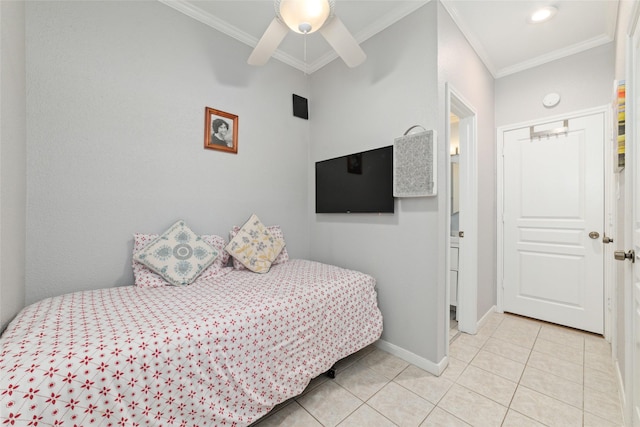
277, 0, 333, 34
528, 6, 557, 23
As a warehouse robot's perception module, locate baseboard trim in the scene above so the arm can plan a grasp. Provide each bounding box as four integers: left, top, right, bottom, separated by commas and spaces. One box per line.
375, 339, 446, 376
373, 306, 498, 378
478, 305, 498, 330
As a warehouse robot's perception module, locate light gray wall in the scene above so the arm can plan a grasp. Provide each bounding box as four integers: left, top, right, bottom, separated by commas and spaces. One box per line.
309, 3, 444, 364
437, 3, 496, 322
0, 0, 27, 332
495, 43, 615, 127
24, 1, 311, 304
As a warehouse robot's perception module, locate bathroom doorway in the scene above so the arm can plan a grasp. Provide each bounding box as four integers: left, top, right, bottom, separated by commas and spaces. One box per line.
446, 84, 478, 346
450, 112, 460, 341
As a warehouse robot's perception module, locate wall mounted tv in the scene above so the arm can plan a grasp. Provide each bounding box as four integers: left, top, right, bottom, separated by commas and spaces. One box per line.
315, 145, 394, 213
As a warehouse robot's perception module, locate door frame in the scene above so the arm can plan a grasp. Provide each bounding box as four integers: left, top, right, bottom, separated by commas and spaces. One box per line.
445, 83, 478, 337
496, 105, 614, 339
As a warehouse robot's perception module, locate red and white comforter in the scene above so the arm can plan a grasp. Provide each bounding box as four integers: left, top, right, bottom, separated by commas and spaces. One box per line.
0, 259, 383, 426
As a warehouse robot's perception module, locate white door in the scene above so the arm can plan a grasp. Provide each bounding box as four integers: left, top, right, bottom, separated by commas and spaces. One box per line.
630, 15, 640, 423
631, 87, 640, 425
503, 112, 604, 334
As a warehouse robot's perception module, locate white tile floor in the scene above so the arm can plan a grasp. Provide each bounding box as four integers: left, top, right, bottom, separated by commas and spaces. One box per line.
251, 312, 625, 427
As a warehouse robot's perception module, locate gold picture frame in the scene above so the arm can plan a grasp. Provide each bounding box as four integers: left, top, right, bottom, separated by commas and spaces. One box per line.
204, 107, 238, 154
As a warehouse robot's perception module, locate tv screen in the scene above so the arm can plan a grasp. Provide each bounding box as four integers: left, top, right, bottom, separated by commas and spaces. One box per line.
315, 146, 394, 213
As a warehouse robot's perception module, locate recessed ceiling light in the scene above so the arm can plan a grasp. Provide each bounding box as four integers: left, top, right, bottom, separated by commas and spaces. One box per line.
529, 6, 557, 23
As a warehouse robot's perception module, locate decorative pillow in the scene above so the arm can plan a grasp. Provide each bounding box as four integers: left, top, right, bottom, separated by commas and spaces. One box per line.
225, 214, 285, 274
133, 220, 219, 286
133, 233, 230, 288
133, 233, 167, 288
229, 225, 289, 270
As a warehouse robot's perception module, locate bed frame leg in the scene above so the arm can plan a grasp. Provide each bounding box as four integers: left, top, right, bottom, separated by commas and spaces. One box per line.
326, 367, 336, 379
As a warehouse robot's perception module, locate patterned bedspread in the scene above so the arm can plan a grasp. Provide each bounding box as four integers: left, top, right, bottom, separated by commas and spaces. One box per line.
0, 259, 383, 426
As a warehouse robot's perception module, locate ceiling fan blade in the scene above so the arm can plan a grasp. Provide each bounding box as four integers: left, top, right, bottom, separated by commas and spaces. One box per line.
319, 16, 366, 68
248, 18, 289, 66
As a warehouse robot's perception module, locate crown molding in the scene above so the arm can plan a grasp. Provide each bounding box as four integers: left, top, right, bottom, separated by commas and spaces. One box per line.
159, 0, 429, 74
440, 0, 497, 77
354, 1, 429, 44
441, 0, 617, 79
158, 0, 257, 47
494, 34, 614, 78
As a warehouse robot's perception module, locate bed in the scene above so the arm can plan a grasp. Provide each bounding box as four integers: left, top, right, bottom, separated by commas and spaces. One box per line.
0, 258, 383, 426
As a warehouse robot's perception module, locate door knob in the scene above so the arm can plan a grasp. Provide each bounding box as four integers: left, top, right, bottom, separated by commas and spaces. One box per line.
459, 231, 464, 238
603, 235, 614, 244
589, 231, 600, 239
614, 249, 635, 263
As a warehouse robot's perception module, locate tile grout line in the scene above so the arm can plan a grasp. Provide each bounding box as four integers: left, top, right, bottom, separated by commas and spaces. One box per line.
501, 320, 540, 423
257, 314, 623, 427
332, 360, 407, 427
444, 314, 510, 426
496, 316, 536, 426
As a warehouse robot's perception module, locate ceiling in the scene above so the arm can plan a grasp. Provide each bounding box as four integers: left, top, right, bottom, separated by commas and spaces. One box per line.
160, 0, 620, 77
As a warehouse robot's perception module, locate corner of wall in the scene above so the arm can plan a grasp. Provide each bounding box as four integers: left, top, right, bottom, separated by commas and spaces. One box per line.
0, 0, 27, 333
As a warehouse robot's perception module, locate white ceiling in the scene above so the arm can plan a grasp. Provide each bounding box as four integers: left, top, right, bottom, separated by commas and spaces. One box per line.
160, 0, 620, 77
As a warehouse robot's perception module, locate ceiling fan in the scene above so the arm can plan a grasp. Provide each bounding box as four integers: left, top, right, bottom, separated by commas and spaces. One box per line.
247, 0, 366, 68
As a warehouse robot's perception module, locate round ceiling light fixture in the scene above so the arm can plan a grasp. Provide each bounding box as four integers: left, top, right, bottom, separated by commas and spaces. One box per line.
277, 0, 334, 34
529, 5, 558, 23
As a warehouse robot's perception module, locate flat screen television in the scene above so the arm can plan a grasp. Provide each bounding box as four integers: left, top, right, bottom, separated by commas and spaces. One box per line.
315, 145, 394, 213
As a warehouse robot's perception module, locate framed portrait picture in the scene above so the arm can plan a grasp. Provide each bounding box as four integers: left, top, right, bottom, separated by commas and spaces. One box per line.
204, 107, 238, 154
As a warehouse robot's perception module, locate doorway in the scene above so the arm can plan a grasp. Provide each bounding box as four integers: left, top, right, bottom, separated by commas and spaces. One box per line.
450, 112, 460, 341
497, 108, 610, 335
446, 84, 478, 341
